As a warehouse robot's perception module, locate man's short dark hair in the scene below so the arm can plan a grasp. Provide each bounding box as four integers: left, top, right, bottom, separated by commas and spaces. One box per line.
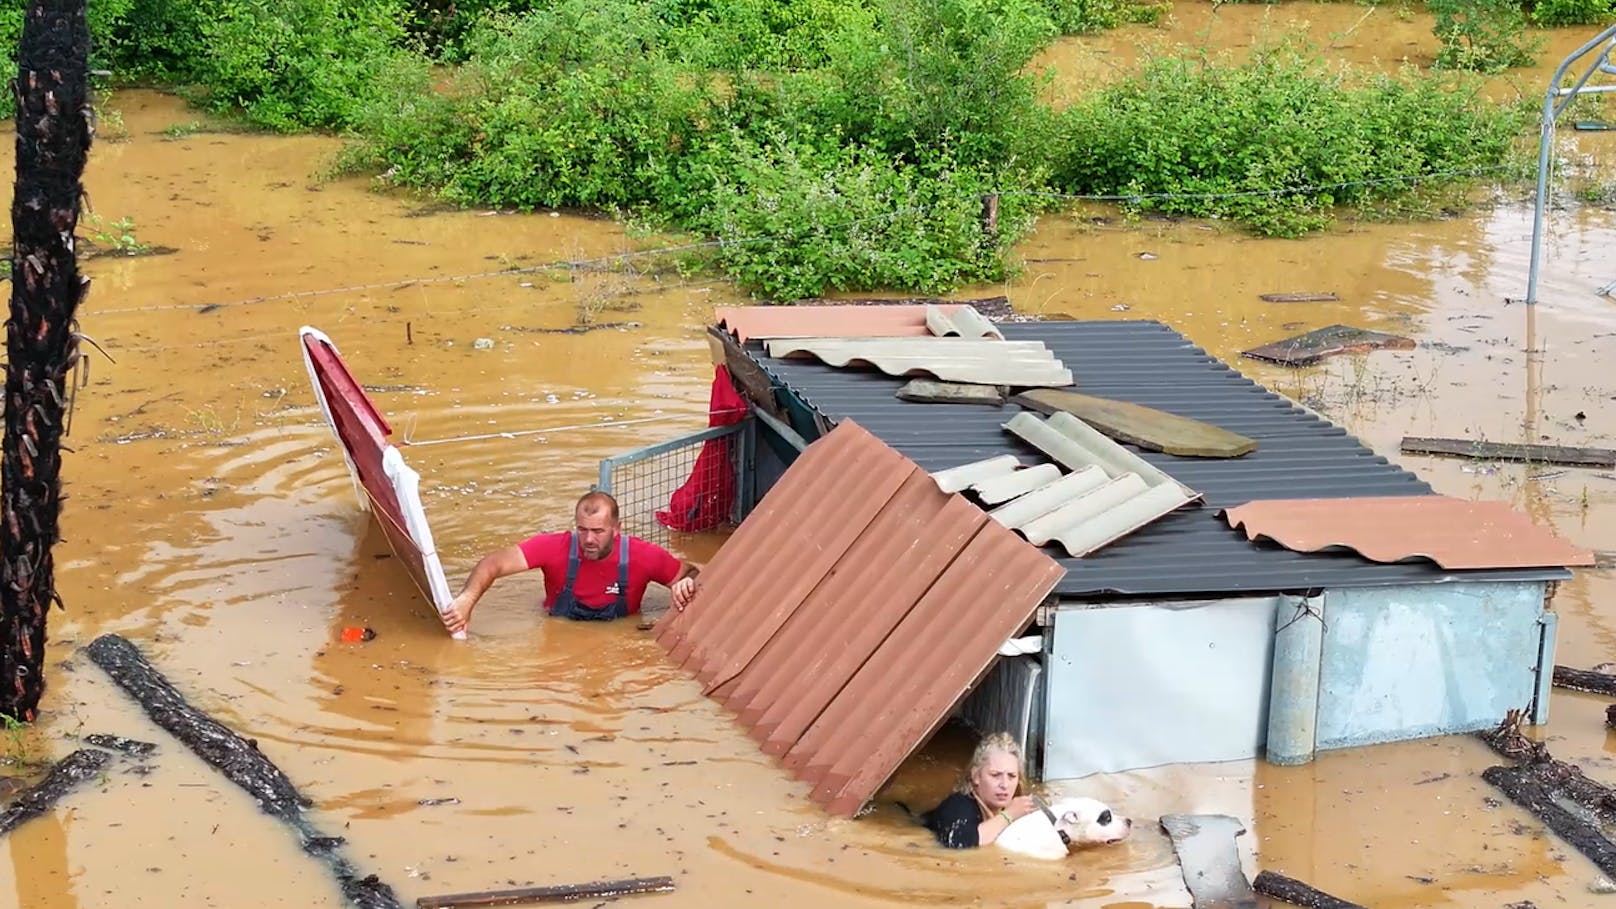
576, 490, 619, 523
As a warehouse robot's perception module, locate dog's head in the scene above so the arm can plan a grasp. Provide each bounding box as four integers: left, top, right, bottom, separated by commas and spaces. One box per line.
1049, 797, 1132, 848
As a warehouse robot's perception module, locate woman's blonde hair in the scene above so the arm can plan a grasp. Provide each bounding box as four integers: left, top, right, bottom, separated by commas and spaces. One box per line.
956, 731, 1024, 796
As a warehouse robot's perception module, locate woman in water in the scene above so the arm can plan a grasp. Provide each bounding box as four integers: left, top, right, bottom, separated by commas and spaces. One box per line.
924, 732, 1040, 849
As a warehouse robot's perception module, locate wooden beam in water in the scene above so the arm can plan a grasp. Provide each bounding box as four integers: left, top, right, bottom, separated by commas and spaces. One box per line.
416, 875, 677, 908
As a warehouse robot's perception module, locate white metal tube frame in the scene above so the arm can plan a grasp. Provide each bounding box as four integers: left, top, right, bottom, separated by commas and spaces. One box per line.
1525, 24, 1616, 305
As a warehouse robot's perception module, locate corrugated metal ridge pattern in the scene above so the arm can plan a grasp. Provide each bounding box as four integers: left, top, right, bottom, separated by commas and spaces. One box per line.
1223, 496, 1595, 570
982, 414, 1202, 557
747, 319, 1570, 596
715, 304, 964, 343
655, 420, 1065, 817
765, 337, 1074, 387
926, 304, 1003, 339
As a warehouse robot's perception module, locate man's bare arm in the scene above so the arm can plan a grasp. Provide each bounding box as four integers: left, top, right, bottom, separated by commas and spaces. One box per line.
444, 545, 528, 634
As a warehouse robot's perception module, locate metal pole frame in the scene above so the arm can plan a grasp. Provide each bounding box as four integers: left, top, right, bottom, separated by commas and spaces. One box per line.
1525, 24, 1616, 305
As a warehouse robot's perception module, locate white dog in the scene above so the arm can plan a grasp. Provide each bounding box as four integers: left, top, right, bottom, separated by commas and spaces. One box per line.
995, 796, 1133, 861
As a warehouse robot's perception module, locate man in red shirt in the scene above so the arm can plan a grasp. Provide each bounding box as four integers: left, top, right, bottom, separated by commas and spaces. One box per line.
443, 491, 699, 633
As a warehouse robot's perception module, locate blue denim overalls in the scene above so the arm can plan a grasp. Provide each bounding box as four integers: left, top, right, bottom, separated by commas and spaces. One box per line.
550, 531, 631, 621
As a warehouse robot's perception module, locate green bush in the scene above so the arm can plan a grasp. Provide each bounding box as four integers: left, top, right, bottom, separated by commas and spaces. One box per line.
1052, 43, 1528, 236
688, 135, 1040, 299
1527, 0, 1615, 26
183, 0, 412, 131
348, 3, 722, 208
1430, 0, 1541, 73
1039, 0, 1166, 33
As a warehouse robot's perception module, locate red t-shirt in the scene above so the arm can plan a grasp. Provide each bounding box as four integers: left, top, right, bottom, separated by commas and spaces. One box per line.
517, 532, 682, 615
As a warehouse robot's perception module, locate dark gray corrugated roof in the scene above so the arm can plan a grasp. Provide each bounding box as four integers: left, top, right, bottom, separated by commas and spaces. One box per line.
747, 318, 1570, 598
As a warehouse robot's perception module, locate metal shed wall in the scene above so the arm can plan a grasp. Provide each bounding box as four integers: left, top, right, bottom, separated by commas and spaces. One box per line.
1314, 580, 1552, 750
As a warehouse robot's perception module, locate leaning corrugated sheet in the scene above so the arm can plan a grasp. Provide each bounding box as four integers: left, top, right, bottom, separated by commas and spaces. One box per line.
715, 304, 966, 343
654, 420, 1066, 818
994, 412, 1201, 556
749, 319, 1572, 596
1222, 496, 1595, 569
765, 337, 1073, 387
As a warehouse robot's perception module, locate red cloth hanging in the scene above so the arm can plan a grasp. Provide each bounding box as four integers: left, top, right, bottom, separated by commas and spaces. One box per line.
656, 365, 749, 533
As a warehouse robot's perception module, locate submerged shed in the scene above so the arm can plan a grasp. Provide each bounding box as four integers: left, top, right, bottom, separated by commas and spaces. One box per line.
627, 306, 1592, 810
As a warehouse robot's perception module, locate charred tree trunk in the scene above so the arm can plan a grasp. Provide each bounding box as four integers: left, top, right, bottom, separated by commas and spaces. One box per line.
2, 0, 92, 721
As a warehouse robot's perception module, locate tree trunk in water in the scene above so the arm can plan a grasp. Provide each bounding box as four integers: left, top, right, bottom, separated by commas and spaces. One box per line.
2, 0, 92, 721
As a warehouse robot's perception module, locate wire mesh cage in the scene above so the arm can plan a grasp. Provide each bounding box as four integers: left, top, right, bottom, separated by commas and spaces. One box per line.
597, 422, 752, 550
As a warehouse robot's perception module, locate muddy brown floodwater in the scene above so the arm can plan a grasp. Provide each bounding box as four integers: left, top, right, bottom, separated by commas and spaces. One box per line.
0, 6, 1613, 908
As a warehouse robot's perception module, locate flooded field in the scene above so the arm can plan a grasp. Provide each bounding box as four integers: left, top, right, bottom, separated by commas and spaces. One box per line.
0, 4, 1614, 907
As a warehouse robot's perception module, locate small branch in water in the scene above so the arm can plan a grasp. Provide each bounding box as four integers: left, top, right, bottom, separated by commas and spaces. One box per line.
1252, 871, 1367, 909
0, 748, 110, 837
415, 876, 677, 908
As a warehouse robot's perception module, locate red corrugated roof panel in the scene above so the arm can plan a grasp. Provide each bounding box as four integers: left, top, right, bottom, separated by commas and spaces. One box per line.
713, 304, 968, 343
655, 420, 1066, 818
1222, 495, 1595, 570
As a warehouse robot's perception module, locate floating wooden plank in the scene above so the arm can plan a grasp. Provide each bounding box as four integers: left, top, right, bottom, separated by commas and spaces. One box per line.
416, 875, 676, 908
1251, 871, 1367, 909
85, 633, 402, 909
1241, 324, 1415, 367
1013, 389, 1257, 458
1159, 813, 1257, 909
896, 378, 1006, 405
1258, 292, 1339, 303
1553, 665, 1616, 696
1400, 436, 1616, 468
0, 749, 111, 837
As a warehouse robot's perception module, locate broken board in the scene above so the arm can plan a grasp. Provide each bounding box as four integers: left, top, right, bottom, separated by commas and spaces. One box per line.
708, 325, 785, 419
1160, 814, 1257, 909
896, 378, 1007, 406
1241, 324, 1415, 367
1012, 389, 1257, 458
1400, 436, 1616, 468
